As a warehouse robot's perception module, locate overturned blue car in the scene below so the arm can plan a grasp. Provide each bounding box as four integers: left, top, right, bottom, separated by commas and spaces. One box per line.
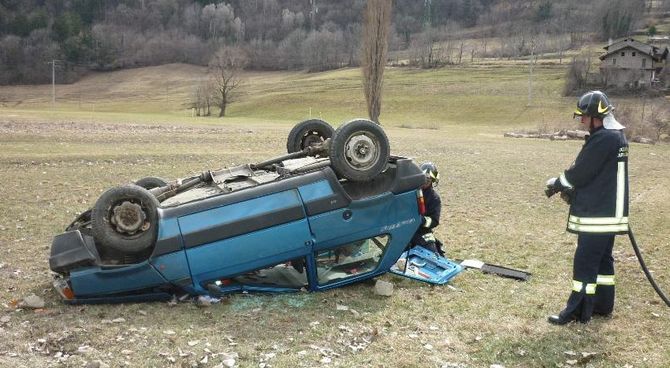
49, 119, 462, 304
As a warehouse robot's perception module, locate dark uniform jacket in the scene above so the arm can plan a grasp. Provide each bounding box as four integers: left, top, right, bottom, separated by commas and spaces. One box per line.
411, 186, 441, 245
559, 127, 629, 234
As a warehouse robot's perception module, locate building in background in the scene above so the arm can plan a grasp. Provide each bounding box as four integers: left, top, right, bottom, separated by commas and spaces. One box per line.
599, 37, 668, 88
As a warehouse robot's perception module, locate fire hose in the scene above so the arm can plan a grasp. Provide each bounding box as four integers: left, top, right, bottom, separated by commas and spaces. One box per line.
628, 228, 670, 307
546, 187, 670, 307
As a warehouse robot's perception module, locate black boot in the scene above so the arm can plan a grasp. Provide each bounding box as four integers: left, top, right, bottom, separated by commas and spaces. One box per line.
547, 313, 576, 325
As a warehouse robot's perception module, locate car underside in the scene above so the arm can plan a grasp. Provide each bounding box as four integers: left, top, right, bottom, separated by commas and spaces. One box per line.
49, 119, 463, 304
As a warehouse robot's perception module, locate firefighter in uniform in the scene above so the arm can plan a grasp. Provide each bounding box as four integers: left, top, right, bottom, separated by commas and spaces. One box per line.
545, 90, 629, 325
410, 162, 445, 256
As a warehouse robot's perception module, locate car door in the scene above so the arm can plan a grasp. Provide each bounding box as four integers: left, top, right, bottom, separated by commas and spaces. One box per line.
179, 189, 313, 291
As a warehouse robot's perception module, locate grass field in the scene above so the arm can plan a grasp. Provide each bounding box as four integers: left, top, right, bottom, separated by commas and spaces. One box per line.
0, 63, 669, 367
0, 62, 574, 129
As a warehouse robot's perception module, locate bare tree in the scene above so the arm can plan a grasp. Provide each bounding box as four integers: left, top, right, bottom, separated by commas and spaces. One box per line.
190, 79, 213, 116
616, 98, 670, 142
201, 3, 241, 42
408, 28, 436, 67
278, 29, 307, 69
208, 47, 248, 117
563, 53, 592, 96
302, 29, 346, 72
554, 34, 571, 64
644, 98, 670, 141
361, 0, 392, 124
597, 0, 645, 40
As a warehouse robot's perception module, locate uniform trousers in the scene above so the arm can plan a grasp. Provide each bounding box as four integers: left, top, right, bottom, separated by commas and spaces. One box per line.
559, 233, 616, 322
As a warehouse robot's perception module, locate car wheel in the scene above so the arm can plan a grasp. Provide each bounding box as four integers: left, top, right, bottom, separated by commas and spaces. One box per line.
134, 176, 167, 189
286, 119, 334, 153
92, 184, 159, 254
329, 119, 390, 181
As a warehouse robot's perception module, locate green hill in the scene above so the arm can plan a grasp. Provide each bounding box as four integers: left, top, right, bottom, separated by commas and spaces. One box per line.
0, 62, 575, 130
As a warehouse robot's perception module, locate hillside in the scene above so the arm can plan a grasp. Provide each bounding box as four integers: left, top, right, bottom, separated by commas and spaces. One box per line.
0, 62, 576, 130
1, 0, 656, 84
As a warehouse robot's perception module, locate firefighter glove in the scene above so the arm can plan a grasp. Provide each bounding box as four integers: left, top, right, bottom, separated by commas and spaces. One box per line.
545, 177, 560, 198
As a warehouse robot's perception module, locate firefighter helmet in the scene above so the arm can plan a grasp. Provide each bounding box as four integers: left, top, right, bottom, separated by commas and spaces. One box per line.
574, 90, 613, 119
420, 162, 439, 186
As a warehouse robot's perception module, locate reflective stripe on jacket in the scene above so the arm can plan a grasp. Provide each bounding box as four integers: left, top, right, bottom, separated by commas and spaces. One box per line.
562, 127, 629, 235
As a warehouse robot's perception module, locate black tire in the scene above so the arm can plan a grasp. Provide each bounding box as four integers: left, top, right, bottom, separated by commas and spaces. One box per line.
329, 119, 390, 181
92, 184, 160, 254
134, 176, 168, 189
286, 119, 334, 153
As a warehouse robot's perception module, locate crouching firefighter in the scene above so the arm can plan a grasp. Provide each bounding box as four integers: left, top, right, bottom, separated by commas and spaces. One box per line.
410, 162, 445, 256
545, 90, 629, 325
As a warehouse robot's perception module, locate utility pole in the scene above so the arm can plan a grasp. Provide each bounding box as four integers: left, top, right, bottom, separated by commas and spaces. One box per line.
166, 83, 170, 109
48, 60, 60, 106
527, 40, 536, 107
527, 51, 534, 106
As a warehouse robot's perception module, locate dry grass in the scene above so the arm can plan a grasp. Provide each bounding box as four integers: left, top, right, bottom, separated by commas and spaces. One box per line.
0, 118, 668, 368
0, 62, 575, 128
0, 63, 669, 367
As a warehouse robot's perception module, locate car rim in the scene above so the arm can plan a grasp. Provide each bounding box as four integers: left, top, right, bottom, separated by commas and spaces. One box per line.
344, 132, 379, 171
109, 201, 150, 235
